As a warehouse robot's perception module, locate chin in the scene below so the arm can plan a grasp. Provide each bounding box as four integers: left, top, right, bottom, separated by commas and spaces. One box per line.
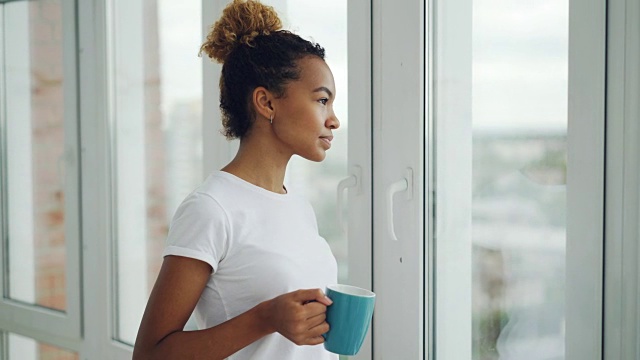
301, 151, 326, 162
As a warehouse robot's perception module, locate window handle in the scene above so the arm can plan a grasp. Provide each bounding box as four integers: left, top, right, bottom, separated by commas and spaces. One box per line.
387, 168, 413, 241
337, 165, 362, 233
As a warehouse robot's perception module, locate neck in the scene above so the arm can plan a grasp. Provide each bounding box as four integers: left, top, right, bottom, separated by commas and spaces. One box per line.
221, 130, 292, 194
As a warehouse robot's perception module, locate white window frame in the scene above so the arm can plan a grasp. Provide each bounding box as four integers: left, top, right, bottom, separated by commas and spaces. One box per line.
107, 0, 149, 346
565, 0, 607, 358
0, 0, 83, 352
77, 0, 131, 356
429, 0, 472, 357
372, 0, 426, 358
345, 0, 374, 358
603, 0, 640, 358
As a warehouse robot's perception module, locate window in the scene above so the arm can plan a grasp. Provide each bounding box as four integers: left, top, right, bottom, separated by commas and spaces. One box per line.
429, 0, 604, 359
470, 1, 568, 358
0, 0, 82, 348
2, 0, 635, 358
106, 0, 203, 345
3, 0, 68, 313
7, 333, 77, 360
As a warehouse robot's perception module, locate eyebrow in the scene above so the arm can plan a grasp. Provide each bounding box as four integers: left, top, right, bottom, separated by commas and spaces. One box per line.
313, 86, 334, 99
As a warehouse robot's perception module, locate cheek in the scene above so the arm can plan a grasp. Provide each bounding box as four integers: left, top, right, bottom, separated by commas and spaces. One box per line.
280, 106, 316, 130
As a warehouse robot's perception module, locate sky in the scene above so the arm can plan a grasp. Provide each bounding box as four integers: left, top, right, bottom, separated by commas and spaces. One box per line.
472, 0, 569, 133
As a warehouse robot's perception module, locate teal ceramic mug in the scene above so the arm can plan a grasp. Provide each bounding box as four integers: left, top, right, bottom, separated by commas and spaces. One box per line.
323, 284, 376, 356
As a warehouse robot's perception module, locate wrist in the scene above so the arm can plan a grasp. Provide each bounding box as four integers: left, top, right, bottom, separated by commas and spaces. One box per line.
254, 300, 277, 336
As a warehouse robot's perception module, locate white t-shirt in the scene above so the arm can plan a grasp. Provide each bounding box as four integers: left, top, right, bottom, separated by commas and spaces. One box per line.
163, 171, 339, 360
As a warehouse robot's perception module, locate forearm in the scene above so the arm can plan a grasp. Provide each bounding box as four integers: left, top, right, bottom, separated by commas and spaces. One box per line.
136, 302, 274, 360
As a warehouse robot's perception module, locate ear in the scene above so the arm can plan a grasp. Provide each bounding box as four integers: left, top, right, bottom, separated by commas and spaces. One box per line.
252, 86, 275, 121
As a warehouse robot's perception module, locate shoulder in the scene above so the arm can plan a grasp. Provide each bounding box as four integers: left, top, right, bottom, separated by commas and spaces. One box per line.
172, 183, 230, 229
194, 171, 253, 204
178, 172, 241, 212
193, 171, 232, 198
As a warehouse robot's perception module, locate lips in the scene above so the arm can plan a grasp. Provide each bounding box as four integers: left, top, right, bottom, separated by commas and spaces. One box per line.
320, 135, 333, 148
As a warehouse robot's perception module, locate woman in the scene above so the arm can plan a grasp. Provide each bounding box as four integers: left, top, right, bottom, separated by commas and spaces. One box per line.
132, 0, 340, 359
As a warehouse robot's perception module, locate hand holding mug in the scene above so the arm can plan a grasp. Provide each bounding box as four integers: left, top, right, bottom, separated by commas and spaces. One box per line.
262, 288, 333, 346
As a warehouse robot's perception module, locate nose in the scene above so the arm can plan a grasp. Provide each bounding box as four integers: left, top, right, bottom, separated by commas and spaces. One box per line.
326, 113, 340, 130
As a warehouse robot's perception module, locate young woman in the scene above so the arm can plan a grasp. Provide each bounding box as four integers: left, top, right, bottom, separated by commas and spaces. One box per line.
132, 0, 340, 359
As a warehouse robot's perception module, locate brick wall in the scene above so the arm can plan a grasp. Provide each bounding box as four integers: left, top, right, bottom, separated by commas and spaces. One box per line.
30, 0, 66, 313
28, 0, 77, 358
142, 0, 167, 294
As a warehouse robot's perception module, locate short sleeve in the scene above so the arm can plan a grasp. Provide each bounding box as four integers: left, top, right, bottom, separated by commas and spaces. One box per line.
162, 192, 230, 273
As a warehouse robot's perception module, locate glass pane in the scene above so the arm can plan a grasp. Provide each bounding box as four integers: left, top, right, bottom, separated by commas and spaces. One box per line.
109, 0, 203, 345
8, 333, 78, 360
266, 0, 349, 283
3, 0, 67, 311
471, 1, 568, 359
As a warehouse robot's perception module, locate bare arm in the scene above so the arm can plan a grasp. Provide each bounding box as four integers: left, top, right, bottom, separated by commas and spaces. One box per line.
132, 255, 332, 360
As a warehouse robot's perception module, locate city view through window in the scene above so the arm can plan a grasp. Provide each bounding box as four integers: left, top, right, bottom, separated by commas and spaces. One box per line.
470, 1, 568, 359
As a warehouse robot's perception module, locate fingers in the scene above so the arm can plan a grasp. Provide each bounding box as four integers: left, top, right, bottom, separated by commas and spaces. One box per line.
306, 312, 326, 328
308, 318, 330, 336
286, 323, 328, 347
317, 295, 333, 306
294, 289, 333, 306
294, 320, 328, 346
303, 301, 327, 317
307, 336, 326, 346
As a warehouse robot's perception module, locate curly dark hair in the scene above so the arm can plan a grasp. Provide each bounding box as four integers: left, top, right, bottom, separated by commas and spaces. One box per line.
199, 0, 326, 139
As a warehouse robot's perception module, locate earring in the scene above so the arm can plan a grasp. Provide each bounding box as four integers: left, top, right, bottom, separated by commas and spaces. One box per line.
269, 114, 273, 124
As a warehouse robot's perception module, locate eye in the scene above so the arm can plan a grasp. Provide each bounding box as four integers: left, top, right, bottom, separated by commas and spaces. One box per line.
318, 98, 329, 105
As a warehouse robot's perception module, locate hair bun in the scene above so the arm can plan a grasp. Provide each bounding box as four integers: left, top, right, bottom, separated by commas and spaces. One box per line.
200, 0, 283, 63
